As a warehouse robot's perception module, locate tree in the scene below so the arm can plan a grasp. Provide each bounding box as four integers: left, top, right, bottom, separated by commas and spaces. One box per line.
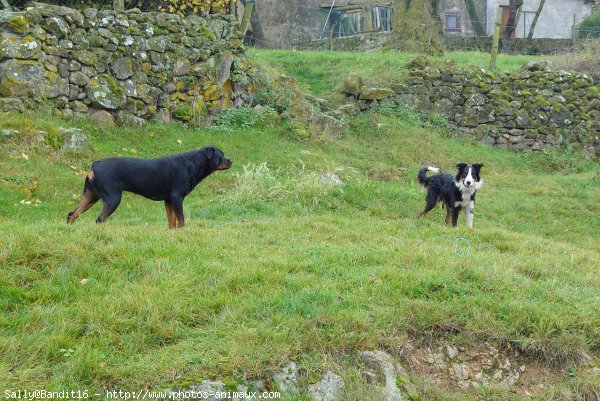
526, 0, 546, 39
463, 0, 485, 36
501, 0, 523, 52
393, 0, 443, 55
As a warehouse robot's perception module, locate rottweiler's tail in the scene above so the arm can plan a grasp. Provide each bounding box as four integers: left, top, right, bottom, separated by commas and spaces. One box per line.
418, 166, 440, 187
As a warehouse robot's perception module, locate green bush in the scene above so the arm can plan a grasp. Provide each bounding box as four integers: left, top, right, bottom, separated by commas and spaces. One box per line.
577, 10, 600, 39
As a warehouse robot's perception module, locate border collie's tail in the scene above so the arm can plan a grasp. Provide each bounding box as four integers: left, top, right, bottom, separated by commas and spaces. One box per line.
418, 166, 440, 187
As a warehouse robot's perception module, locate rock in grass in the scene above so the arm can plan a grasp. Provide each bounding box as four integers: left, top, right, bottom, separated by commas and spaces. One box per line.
273, 362, 299, 396
342, 73, 362, 98
88, 109, 115, 125
360, 350, 407, 401
308, 371, 344, 401
60, 127, 89, 151
359, 87, 394, 101
1, 128, 19, 139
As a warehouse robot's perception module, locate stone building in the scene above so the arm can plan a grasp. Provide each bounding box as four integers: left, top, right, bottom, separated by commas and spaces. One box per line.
240, 0, 393, 47
241, 0, 485, 47
240, 0, 594, 47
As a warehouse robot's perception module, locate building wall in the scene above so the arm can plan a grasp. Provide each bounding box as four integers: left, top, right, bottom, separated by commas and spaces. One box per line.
240, 0, 389, 48
438, 0, 487, 36
486, 0, 593, 39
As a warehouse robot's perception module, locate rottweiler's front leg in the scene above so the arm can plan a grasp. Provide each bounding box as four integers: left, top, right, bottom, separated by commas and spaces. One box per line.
164, 201, 177, 229
170, 196, 185, 228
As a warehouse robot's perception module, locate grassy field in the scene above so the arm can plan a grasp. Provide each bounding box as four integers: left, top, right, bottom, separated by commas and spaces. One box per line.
251, 49, 552, 97
1, 50, 599, 400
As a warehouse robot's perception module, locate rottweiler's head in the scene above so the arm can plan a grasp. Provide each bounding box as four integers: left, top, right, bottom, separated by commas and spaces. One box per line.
203, 146, 233, 171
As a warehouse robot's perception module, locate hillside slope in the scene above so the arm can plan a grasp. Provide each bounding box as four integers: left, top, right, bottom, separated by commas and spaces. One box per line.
1, 51, 599, 400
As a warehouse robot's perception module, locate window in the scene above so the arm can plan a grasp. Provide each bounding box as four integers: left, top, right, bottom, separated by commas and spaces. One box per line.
324, 5, 392, 38
445, 10, 462, 33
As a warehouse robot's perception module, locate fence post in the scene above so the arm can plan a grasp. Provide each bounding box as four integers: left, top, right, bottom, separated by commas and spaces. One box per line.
239, 0, 255, 36
490, 8, 503, 70
113, 0, 124, 12
1, 0, 13, 11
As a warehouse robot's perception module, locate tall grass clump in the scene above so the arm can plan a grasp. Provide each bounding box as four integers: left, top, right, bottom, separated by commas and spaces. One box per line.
224, 163, 349, 205
555, 39, 600, 80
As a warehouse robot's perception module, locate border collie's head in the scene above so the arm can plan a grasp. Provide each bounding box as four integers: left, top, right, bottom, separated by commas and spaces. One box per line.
455, 163, 483, 193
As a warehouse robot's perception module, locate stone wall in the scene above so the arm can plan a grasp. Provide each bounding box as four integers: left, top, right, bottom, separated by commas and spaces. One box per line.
0, 3, 254, 125
295, 33, 574, 55
403, 59, 600, 154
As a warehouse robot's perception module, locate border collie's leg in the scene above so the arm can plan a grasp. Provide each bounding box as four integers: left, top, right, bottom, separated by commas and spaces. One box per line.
419, 192, 437, 218
466, 200, 475, 228
451, 207, 460, 227
445, 206, 452, 225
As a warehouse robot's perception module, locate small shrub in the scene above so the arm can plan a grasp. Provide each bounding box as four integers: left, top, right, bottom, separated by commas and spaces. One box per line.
576, 10, 600, 40
209, 106, 279, 134
224, 163, 346, 205
554, 39, 600, 80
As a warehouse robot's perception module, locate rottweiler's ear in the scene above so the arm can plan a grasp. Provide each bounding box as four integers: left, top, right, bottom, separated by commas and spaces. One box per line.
204, 146, 215, 159
456, 163, 468, 172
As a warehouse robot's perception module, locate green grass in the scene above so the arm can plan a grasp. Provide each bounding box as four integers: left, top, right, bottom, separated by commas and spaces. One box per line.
251, 49, 553, 97
0, 49, 598, 400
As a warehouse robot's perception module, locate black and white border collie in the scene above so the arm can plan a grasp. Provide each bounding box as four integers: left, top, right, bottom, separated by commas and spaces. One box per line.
417, 163, 484, 228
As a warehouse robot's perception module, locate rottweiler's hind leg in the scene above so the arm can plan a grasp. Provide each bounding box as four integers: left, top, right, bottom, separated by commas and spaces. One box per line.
164, 201, 177, 229
67, 190, 99, 224
171, 196, 185, 228
96, 194, 122, 224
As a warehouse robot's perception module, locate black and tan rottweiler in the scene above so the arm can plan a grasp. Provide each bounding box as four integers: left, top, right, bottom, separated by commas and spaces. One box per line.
67, 146, 232, 228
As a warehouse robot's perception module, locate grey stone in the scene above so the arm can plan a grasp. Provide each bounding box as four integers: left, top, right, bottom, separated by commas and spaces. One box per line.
43, 16, 69, 38
311, 114, 348, 138
308, 371, 344, 401
69, 71, 89, 86
445, 345, 459, 360
360, 350, 407, 401
0, 59, 68, 99
111, 57, 133, 80
465, 93, 486, 107
320, 172, 343, 186
521, 60, 550, 72
273, 362, 299, 397
88, 109, 115, 125
0, 97, 25, 112
342, 73, 362, 98
0, 36, 41, 60
86, 74, 126, 110
433, 98, 454, 116
359, 87, 394, 101
117, 110, 145, 126
1, 128, 19, 139
60, 127, 89, 151
71, 100, 88, 113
